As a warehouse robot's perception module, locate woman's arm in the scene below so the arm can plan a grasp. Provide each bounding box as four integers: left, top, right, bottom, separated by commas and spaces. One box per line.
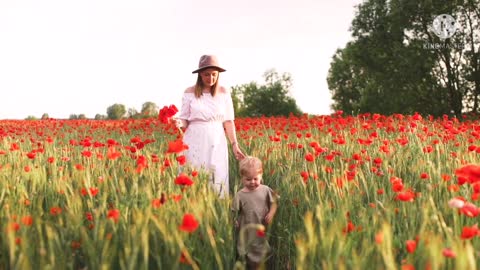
223, 120, 246, 159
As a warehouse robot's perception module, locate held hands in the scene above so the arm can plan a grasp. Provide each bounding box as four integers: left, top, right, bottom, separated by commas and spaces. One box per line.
232, 142, 246, 160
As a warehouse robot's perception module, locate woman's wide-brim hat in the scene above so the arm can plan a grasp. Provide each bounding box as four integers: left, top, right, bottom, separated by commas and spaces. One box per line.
192, 55, 226, 73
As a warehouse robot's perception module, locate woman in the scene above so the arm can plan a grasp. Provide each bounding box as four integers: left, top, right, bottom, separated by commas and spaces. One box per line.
176, 55, 245, 198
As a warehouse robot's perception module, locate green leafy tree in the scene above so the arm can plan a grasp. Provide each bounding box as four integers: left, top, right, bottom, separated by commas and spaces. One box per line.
106, 104, 126, 120
328, 0, 479, 116
94, 114, 107, 120
232, 69, 302, 117
127, 107, 139, 119
140, 102, 158, 118
41, 113, 49, 120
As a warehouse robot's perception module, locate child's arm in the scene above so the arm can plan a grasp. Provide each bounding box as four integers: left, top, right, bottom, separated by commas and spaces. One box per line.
231, 194, 241, 229
264, 201, 277, 225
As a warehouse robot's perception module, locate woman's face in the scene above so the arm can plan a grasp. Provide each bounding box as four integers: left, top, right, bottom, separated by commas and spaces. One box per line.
200, 68, 219, 87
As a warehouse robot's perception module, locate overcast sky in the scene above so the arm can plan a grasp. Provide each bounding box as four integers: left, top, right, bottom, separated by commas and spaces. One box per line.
0, 0, 363, 119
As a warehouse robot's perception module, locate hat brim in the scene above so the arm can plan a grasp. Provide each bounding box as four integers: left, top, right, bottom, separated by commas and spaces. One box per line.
192, 66, 226, 74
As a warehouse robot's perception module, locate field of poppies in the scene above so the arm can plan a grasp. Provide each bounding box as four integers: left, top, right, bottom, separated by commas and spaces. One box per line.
1, 112, 480, 269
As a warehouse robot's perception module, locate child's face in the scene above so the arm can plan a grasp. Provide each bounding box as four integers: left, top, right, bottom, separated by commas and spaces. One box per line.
241, 168, 262, 191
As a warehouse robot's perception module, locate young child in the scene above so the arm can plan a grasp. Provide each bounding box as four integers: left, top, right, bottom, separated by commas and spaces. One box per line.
232, 156, 278, 270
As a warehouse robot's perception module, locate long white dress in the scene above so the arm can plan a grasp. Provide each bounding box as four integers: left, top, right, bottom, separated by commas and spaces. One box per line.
178, 89, 235, 198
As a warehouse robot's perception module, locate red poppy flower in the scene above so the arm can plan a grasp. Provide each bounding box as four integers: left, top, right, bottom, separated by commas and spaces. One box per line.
85, 212, 94, 221
405, 239, 417, 253
81, 187, 99, 197
460, 203, 480, 217
176, 155, 187, 165
152, 198, 163, 208
256, 228, 266, 237
136, 155, 148, 172
23, 199, 31, 206
166, 139, 189, 154
342, 221, 355, 234
375, 232, 383, 244
81, 150, 92, 158
158, 105, 179, 124
395, 190, 415, 202
461, 224, 478, 239
26, 151, 36, 159
455, 165, 480, 184
172, 194, 182, 202
305, 153, 314, 162
107, 147, 122, 160
21, 216, 33, 226
10, 143, 20, 151
392, 182, 404, 192
179, 213, 199, 233
423, 145, 433, 153
161, 158, 170, 168
107, 139, 119, 146
75, 164, 85, 170
107, 209, 120, 223
175, 174, 194, 186
442, 248, 456, 258
9, 222, 20, 232
373, 157, 382, 165
179, 251, 191, 265
300, 171, 309, 181
50, 207, 62, 216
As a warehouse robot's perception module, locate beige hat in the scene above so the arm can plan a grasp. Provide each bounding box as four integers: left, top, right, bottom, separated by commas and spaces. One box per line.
192, 55, 226, 73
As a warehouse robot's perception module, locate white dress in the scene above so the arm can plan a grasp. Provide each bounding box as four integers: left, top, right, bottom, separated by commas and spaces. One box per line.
178, 89, 235, 198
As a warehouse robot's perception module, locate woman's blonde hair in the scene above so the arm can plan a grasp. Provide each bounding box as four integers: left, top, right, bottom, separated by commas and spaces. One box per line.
239, 156, 263, 177
194, 69, 220, 98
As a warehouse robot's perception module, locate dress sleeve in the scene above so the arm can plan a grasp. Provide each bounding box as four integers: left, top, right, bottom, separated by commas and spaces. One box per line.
224, 91, 235, 121
178, 93, 192, 120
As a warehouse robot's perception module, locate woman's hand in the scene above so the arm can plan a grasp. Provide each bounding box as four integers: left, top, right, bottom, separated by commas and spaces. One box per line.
232, 143, 246, 160
173, 118, 187, 131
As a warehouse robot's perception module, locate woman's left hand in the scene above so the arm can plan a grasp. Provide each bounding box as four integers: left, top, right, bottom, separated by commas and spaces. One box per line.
232, 144, 246, 160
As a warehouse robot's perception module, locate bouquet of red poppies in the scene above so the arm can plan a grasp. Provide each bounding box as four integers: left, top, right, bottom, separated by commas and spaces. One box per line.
158, 105, 178, 124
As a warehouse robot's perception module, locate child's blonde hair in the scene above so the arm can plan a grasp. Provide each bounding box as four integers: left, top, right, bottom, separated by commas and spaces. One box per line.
239, 156, 263, 177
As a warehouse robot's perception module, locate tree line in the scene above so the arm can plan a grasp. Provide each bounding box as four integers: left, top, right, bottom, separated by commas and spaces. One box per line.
26, 70, 303, 120
328, 0, 479, 117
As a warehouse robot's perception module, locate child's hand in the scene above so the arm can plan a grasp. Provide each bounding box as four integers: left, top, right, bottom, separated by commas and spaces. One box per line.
234, 220, 239, 228
264, 212, 274, 224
